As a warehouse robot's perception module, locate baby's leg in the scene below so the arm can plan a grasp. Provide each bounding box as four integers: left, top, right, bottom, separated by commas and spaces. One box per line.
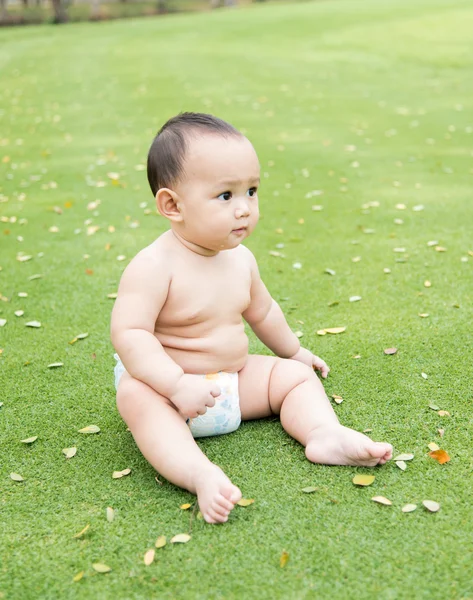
116, 372, 241, 523
238, 356, 392, 467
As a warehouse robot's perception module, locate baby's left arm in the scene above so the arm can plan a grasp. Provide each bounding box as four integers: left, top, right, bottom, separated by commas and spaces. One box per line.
241, 248, 330, 378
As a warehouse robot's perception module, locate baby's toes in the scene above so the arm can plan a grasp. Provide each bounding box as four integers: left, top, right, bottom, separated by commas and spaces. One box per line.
206, 508, 228, 524
211, 500, 230, 519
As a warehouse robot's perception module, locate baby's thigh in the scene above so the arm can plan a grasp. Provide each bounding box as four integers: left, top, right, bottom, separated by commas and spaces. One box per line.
238, 354, 281, 420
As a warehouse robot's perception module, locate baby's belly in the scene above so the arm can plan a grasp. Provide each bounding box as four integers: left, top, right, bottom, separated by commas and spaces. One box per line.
155, 324, 249, 375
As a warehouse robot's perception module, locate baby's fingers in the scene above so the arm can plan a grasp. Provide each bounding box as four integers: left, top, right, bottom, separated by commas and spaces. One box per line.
313, 358, 330, 379
210, 385, 221, 398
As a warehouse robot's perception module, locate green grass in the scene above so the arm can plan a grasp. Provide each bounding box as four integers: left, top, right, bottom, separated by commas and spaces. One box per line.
1, 0, 473, 598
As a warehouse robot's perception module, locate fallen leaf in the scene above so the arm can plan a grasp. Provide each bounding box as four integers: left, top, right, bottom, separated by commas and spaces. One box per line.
384, 348, 397, 355
62, 447, 77, 459
352, 474, 375, 486
428, 442, 440, 451
295, 331, 304, 338
10, 473, 24, 482
349, 296, 362, 302
280, 550, 289, 568
92, 563, 112, 573
332, 394, 343, 405
394, 453, 414, 461
180, 503, 192, 510
171, 533, 191, 544
112, 468, 131, 479
237, 498, 255, 507
396, 460, 407, 471
429, 403, 440, 411
418, 313, 429, 318
26, 321, 41, 328
14, 310, 24, 317
0, 319, 6, 327
422, 500, 440, 513
106, 507, 114, 522
20, 436, 37, 444
438, 428, 445, 437
324, 268, 336, 276
424, 280, 431, 288
371, 496, 392, 506
301, 486, 319, 493
73, 524, 90, 538
421, 372, 428, 379
402, 504, 417, 513
324, 327, 346, 334
144, 549, 155, 566
155, 535, 166, 549
429, 449, 450, 464
438, 410, 450, 417
47, 362, 64, 369
316, 329, 327, 336
78, 425, 100, 434
73, 571, 85, 582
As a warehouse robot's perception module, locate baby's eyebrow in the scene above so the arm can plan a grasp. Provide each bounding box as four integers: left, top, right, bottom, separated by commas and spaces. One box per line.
217, 177, 260, 187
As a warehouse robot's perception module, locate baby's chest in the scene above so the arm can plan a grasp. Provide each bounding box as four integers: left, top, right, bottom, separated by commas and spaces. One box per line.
160, 265, 251, 325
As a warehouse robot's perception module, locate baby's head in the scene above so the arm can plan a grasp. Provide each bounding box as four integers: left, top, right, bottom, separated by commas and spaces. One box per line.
147, 112, 260, 255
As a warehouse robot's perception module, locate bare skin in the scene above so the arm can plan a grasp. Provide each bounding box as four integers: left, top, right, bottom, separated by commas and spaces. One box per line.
111, 133, 392, 524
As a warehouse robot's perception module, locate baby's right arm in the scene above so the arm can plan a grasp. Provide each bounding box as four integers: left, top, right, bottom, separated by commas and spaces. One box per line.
110, 251, 220, 417
111, 251, 184, 398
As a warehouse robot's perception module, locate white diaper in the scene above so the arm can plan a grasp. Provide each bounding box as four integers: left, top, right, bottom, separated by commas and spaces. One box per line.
113, 354, 241, 438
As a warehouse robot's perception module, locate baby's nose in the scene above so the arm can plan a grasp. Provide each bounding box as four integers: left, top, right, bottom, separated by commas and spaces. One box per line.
235, 199, 250, 218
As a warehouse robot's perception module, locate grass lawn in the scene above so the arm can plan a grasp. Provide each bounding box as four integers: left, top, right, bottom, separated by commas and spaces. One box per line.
1, 0, 473, 597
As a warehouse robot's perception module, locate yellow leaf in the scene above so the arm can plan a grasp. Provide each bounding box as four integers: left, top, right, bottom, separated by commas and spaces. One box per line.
422, 500, 440, 513
301, 486, 318, 493
47, 362, 64, 368
402, 504, 417, 513
78, 425, 100, 434
10, 473, 24, 482
112, 468, 131, 479
26, 321, 41, 328
180, 503, 192, 510
384, 347, 398, 355
352, 474, 375, 486
393, 453, 414, 461
237, 498, 255, 507
73, 524, 90, 539
316, 329, 327, 336
395, 460, 407, 471
429, 449, 451, 464
280, 550, 289, 568
106, 507, 114, 522
155, 535, 166, 549
92, 563, 112, 573
371, 496, 392, 506
438, 410, 450, 417
62, 447, 77, 459
20, 436, 37, 444
331, 394, 343, 405
418, 313, 429, 318
144, 549, 155, 566
424, 280, 432, 288
428, 442, 440, 451
170, 533, 191, 544
72, 571, 85, 582
324, 327, 346, 334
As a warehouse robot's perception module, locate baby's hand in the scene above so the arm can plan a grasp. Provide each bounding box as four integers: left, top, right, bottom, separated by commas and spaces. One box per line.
289, 347, 330, 379
169, 374, 221, 419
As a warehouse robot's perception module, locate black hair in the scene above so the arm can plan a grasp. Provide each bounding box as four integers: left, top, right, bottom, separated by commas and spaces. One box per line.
147, 112, 242, 196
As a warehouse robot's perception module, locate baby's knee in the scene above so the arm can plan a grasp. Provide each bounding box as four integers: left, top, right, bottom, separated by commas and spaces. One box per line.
269, 359, 313, 413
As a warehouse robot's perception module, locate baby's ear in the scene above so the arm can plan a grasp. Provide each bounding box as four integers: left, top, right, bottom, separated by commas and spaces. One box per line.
156, 188, 183, 222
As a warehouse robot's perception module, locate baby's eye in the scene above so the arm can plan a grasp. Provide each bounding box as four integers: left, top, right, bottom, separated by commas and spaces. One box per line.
247, 187, 258, 197
217, 191, 232, 201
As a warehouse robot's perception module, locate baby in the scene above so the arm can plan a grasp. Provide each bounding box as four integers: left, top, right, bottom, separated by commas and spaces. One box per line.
111, 112, 393, 524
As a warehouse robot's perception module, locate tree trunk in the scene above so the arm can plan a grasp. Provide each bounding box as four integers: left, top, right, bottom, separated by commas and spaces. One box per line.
51, 0, 68, 23
0, 0, 8, 20
157, 0, 167, 13
90, 0, 100, 18
22, 0, 28, 7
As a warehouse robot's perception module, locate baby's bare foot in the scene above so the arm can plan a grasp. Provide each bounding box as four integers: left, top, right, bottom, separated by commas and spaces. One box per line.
305, 425, 393, 467
193, 464, 241, 524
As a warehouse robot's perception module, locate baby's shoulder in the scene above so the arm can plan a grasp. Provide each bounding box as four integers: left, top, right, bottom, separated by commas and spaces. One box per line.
121, 233, 173, 282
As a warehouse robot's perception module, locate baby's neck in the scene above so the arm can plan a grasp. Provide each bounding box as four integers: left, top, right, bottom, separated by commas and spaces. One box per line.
171, 229, 218, 257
